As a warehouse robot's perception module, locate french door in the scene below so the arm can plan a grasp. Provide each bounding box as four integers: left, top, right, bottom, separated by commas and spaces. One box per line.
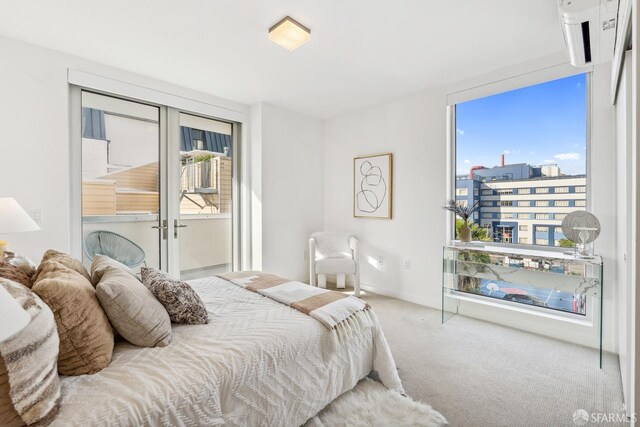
78, 90, 237, 279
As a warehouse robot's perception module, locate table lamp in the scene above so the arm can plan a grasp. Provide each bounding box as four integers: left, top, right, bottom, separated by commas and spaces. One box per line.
0, 285, 30, 341
0, 197, 41, 257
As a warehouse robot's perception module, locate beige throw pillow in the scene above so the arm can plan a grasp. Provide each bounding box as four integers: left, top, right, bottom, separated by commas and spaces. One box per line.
90, 254, 138, 286
33, 249, 91, 283
96, 266, 172, 347
32, 260, 114, 376
0, 279, 60, 427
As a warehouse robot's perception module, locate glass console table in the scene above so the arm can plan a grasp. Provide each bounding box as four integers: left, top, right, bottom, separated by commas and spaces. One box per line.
442, 244, 604, 367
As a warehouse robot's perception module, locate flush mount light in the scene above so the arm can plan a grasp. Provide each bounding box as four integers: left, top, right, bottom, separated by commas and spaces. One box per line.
268, 16, 311, 51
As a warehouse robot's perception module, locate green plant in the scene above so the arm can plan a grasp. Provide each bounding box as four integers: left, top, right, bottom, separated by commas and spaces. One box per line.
558, 238, 575, 248
455, 219, 492, 242
443, 199, 481, 222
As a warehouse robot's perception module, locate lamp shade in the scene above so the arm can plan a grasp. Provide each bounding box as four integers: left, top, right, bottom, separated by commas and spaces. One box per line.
0, 285, 30, 341
0, 198, 40, 234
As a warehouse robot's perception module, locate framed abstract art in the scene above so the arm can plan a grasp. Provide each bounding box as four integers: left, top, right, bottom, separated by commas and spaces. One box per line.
353, 153, 392, 219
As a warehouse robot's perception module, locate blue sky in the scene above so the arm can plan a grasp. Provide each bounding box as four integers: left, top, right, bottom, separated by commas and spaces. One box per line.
456, 73, 587, 176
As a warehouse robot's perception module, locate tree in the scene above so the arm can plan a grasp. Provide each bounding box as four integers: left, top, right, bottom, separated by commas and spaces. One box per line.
455, 219, 492, 242
558, 238, 575, 248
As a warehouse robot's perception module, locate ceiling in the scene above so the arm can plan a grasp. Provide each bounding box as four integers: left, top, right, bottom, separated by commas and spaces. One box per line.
0, 1, 565, 119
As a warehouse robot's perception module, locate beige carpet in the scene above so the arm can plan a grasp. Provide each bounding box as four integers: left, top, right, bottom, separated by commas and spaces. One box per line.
351, 290, 625, 427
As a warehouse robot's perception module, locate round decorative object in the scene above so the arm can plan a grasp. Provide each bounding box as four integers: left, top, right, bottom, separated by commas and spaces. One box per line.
561, 211, 601, 244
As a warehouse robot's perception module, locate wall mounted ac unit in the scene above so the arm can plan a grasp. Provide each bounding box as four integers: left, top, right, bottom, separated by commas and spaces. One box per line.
558, 0, 619, 67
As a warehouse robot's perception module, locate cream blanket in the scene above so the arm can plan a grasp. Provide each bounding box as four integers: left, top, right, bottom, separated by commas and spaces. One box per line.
51, 276, 403, 426
217, 271, 368, 329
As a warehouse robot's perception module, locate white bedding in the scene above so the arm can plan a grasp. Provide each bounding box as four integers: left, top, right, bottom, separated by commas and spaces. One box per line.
51, 276, 403, 426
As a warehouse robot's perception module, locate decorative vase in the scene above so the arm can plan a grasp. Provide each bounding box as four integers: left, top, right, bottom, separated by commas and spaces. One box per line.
459, 223, 471, 242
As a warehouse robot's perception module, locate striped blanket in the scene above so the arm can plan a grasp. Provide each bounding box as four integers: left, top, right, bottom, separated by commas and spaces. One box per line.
216, 271, 369, 329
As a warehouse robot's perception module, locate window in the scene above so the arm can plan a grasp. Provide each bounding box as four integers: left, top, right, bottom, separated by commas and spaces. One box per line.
518, 237, 529, 244
454, 73, 588, 246
519, 225, 528, 231
459, 200, 468, 207
555, 200, 569, 207
482, 213, 493, 219
555, 213, 567, 220
575, 186, 586, 193
482, 201, 493, 207
456, 188, 468, 196
474, 188, 479, 196
536, 226, 549, 232
575, 200, 586, 207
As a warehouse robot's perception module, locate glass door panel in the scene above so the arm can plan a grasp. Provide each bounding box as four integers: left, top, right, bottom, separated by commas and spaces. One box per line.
176, 113, 233, 279
80, 92, 164, 271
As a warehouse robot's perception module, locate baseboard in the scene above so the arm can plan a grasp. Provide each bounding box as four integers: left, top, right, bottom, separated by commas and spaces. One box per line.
359, 283, 437, 310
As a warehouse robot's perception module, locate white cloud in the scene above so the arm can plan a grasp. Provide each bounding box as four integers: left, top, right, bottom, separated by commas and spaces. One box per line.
542, 159, 555, 164
464, 159, 470, 164
554, 152, 580, 160
456, 128, 465, 135
502, 150, 510, 154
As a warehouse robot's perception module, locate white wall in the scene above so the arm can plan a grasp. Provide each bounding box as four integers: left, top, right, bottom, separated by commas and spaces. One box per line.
323, 57, 618, 351
251, 102, 324, 281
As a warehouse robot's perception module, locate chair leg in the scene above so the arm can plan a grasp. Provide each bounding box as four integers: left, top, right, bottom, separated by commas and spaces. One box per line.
318, 274, 327, 288
336, 273, 345, 289
354, 273, 360, 297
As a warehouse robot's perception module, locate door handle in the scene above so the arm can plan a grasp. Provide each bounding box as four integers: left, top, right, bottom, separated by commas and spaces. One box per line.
151, 219, 168, 240
174, 219, 188, 239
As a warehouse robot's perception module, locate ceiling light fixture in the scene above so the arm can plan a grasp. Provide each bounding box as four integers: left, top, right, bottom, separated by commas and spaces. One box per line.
268, 16, 311, 51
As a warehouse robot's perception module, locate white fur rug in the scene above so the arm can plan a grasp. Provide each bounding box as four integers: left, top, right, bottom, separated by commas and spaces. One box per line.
305, 378, 448, 427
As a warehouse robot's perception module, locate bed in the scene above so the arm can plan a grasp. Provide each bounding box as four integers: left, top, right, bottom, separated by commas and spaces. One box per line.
50, 275, 403, 426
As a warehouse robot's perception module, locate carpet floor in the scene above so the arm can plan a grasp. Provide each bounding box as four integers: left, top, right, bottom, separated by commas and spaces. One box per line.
354, 290, 626, 427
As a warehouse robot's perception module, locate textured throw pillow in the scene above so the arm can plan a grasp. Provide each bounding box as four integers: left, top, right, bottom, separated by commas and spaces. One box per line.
141, 267, 208, 324
3, 252, 37, 280
90, 254, 138, 286
0, 279, 60, 427
96, 266, 172, 347
0, 261, 33, 289
32, 260, 114, 375
33, 249, 91, 283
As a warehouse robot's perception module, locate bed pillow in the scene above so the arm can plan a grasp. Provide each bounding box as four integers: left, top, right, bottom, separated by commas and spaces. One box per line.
3, 252, 37, 280
0, 279, 60, 427
34, 249, 91, 283
32, 260, 114, 375
141, 267, 208, 325
90, 254, 138, 286
96, 266, 172, 347
0, 261, 33, 289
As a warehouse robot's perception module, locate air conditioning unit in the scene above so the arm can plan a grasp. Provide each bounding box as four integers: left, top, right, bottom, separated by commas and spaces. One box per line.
558, 0, 619, 67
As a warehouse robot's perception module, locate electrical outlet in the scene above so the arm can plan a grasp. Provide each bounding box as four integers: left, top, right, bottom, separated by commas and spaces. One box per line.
376, 256, 384, 266
30, 209, 43, 226
403, 259, 411, 270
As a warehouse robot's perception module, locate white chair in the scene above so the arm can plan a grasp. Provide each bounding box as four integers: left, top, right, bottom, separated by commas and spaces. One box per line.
309, 232, 360, 296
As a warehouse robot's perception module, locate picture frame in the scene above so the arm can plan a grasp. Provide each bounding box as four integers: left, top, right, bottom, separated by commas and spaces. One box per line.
353, 153, 393, 219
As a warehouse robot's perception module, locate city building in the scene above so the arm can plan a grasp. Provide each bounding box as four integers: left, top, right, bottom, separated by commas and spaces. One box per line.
456, 161, 586, 246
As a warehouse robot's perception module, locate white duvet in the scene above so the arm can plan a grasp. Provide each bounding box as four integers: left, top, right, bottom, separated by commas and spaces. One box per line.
51, 276, 403, 426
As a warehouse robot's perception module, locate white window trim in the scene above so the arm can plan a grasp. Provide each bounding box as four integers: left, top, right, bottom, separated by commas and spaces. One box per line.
446, 66, 592, 252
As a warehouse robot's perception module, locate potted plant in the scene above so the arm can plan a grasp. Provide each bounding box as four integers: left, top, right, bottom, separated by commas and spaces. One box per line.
443, 199, 481, 242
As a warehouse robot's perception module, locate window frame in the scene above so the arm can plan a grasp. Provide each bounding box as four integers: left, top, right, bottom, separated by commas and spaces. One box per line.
446, 69, 591, 252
